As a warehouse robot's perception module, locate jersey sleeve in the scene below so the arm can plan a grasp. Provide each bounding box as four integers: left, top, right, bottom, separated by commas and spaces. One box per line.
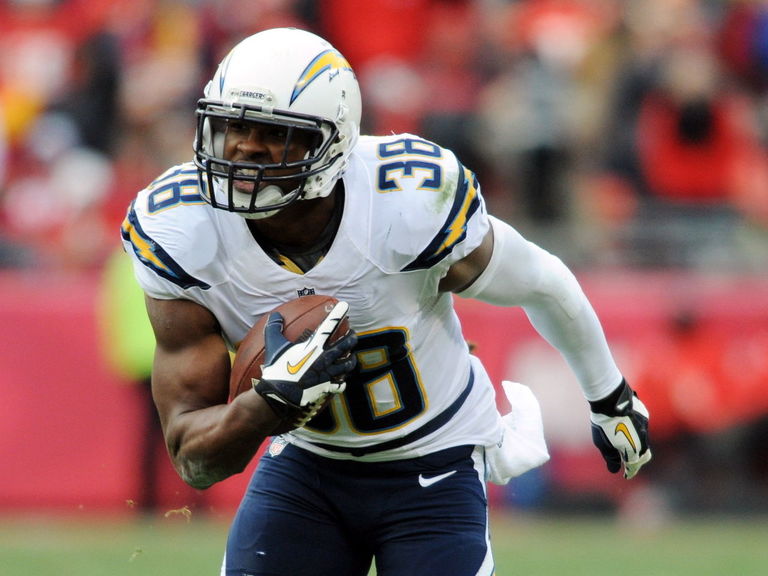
399, 162, 488, 272
359, 134, 490, 274
119, 163, 223, 300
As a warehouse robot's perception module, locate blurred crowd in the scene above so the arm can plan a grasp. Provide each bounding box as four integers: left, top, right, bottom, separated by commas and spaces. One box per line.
0, 0, 768, 271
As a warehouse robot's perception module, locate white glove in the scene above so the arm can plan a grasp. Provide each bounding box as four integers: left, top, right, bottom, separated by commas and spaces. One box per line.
254, 301, 357, 424
589, 379, 652, 479
486, 381, 550, 485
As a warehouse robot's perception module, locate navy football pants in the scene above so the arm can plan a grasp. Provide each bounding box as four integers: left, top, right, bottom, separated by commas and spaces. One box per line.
222, 440, 494, 576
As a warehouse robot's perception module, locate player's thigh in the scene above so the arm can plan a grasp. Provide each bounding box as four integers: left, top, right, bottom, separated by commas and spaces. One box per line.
223, 446, 371, 576
374, 447, 495, 576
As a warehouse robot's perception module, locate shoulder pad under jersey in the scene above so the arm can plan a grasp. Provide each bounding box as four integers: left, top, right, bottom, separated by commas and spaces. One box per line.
352, 134, 488, 273
120, 163, 230, 296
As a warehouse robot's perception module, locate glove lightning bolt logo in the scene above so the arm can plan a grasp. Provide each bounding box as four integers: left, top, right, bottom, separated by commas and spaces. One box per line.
614, 422, 637, 452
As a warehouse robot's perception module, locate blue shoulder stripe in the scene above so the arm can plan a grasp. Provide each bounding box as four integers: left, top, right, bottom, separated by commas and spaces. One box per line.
121, 201, 211, 290
401, 165, 482, 272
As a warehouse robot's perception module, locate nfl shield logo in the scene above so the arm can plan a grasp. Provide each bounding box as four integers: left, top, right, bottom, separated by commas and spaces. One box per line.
297, 287, 315, 297
268, 436, 288, 457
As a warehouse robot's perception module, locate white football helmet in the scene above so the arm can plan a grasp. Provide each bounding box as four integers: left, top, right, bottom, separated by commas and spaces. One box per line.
194, 28, 361, 218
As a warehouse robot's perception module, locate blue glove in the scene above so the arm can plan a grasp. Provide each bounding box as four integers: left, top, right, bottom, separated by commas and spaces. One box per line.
589, 379, 652, 479
254, 301, 357, 427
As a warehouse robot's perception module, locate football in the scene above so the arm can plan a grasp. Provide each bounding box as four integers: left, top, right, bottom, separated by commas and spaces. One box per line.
228, 294, 349, 401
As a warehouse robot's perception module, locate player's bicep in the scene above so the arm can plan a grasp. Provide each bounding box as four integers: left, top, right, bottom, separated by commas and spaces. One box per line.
144, 296, 231, 424
439, 228, 494, 293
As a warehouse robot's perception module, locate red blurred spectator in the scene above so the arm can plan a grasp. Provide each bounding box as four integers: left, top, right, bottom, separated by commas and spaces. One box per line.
318, 0, 431, 72
635, 46, 764, 204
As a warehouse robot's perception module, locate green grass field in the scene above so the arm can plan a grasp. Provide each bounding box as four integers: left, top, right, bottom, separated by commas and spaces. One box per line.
2, 512, 767, 575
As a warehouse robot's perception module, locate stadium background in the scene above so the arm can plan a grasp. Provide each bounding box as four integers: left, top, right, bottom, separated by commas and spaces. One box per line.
1, 0, 767, 539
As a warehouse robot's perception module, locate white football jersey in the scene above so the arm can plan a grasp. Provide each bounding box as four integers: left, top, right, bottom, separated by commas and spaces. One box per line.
122, 133, 502, 461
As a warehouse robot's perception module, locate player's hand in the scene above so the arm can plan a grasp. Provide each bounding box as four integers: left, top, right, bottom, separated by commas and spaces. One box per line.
589, 379, 651, 479
253, 301, 357, 425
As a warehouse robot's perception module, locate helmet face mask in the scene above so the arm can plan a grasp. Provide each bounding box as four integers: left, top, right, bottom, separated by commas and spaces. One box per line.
195, 101, 338, 217
193, 28, 361, 218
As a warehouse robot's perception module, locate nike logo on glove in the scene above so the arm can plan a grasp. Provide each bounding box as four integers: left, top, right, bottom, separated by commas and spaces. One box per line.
287, 347, 317, 374
614, 422, 637, 451
418, 470, 456, 488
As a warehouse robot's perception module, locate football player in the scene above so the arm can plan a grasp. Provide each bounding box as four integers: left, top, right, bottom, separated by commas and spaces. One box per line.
122, 28, 651, 576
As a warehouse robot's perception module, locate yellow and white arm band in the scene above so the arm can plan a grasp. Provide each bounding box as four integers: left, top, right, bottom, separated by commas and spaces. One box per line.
457, 216, 622, 401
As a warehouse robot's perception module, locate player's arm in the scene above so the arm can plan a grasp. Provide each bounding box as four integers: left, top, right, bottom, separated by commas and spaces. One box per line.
441, 217, 620, 394
146, 295, 282, 489
441, 216, 651, 479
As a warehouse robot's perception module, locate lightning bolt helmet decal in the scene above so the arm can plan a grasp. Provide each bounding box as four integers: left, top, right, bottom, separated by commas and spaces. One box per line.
291, 49, 353, 105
